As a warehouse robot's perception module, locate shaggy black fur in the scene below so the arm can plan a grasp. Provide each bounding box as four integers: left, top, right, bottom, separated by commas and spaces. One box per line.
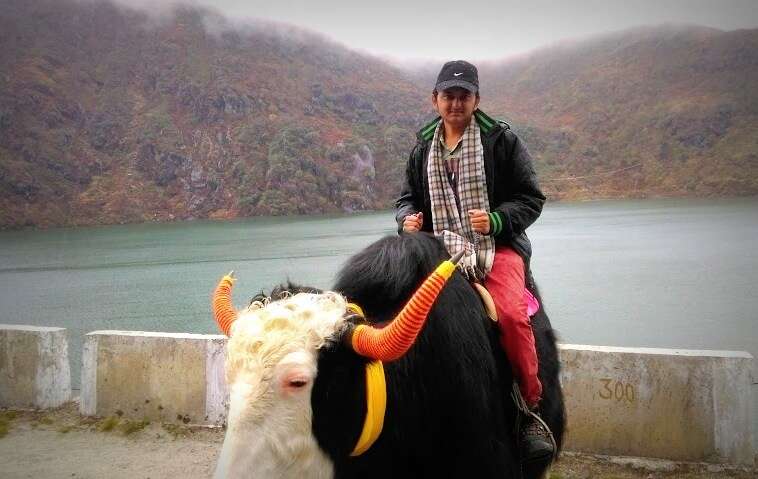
324, 233, 564, 478
257, 233, 565, 478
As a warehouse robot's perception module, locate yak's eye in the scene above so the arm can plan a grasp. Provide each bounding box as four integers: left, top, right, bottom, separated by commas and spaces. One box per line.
277, 352, 315, 395
280, 373, 311, 395
289, 379, 308, 388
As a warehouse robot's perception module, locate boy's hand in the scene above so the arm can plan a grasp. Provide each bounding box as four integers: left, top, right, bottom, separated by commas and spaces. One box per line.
403, 212, 423, 232
468, 209, 490, 234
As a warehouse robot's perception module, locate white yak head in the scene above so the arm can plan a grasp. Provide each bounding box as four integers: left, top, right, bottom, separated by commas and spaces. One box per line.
214, 291, 347, 479
210, 255, 460, 478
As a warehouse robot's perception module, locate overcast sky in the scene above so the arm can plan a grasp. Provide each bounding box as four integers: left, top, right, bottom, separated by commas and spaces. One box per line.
128, 0, 758, 62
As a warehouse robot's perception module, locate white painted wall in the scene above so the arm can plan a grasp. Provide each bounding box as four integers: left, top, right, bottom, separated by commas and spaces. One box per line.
0, 325, 71, 409
79, 331, 228, 425
559, 344, 754, 465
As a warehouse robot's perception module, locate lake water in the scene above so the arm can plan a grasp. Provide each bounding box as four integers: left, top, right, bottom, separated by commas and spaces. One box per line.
1, 198, 756, 395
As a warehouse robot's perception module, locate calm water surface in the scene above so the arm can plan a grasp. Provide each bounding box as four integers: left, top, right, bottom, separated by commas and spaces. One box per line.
1, 197, 756, 392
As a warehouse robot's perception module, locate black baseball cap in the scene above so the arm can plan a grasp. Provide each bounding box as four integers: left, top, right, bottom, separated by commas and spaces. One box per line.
434, 60, 479, 93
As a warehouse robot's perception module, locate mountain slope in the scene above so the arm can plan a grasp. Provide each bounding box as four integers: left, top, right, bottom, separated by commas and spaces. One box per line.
0, 0, 427, 227
480, 24, 758, 199
0, 2, 756, 228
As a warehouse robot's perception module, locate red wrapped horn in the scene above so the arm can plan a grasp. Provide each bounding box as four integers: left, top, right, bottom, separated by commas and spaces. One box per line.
212, 272, 238, 336
349, 251, 463, 361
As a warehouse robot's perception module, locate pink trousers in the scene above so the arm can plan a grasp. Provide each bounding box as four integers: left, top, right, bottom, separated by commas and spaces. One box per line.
484, 246, 542, 407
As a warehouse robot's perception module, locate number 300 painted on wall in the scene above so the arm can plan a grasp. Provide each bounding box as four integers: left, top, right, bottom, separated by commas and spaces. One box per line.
598, 378, 635, 403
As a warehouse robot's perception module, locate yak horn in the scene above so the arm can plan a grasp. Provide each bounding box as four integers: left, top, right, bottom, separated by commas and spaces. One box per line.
350, 251, 464, 361
212, 271, 238, 336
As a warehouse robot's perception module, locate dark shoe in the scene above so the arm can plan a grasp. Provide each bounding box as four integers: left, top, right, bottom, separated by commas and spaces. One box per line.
520, 411, 556, 465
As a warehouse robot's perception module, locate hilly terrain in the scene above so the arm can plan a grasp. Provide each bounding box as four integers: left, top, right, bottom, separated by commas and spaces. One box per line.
0, 0, 756, 228
481, 25, 758, 200
0, 0, 427, 227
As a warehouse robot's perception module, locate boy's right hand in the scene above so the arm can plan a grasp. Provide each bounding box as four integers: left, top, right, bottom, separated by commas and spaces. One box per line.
402, 212, 423, 232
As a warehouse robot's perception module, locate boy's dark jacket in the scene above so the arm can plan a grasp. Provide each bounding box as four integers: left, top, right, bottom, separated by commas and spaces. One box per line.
395, 109, 546, 264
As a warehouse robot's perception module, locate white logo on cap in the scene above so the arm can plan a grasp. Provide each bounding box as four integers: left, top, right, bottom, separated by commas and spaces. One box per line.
453, 72, 463, 76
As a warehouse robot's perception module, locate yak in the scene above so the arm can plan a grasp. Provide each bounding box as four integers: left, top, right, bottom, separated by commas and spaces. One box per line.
212, 232, 565, 479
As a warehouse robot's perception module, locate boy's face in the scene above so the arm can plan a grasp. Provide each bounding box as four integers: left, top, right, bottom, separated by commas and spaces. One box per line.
432, 87, 480, 129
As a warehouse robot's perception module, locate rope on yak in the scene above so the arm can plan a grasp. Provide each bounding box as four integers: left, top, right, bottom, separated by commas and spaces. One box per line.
212, 272, 238, 336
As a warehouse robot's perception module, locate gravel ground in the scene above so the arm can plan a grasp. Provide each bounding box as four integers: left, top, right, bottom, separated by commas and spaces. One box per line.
550, 453, 756, 479
0, 403, 223, 479
1, 403, 755, 479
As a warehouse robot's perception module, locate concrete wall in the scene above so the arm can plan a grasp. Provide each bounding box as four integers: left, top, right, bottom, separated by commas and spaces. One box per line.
559, 344, 754, 465
3, 326, 753, 464
0, 324, 71, 409
80, 331, 228, 426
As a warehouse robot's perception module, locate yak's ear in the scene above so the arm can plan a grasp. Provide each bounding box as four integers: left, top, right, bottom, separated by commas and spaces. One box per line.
329, 304, 370, 357
337, 320, 359, 351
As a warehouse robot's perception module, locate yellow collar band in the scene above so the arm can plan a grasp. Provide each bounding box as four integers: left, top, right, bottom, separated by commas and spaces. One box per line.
349, 360, 386, 456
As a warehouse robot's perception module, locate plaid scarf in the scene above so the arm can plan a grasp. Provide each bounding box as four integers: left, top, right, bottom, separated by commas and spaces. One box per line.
427, 117, 495, 280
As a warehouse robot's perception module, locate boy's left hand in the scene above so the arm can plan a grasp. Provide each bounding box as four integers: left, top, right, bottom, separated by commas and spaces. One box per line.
468, 209, 490, 234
